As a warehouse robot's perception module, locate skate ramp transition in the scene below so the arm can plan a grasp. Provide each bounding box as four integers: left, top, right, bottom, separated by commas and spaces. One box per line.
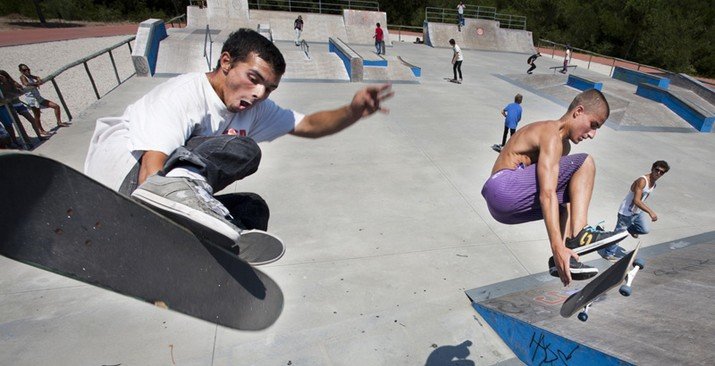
465, 232, 715, 365
185, 2, 391, 46
424, 19, 535, 54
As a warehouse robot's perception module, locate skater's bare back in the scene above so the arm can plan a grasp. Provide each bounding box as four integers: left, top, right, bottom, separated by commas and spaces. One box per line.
491, 120, 570, 174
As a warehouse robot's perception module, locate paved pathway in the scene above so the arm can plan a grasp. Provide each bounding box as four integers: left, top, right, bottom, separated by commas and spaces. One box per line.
0, 23, 138, 47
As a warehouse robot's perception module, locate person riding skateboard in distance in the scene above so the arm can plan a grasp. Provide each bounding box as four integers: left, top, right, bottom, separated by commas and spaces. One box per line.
481, 89, 628, 286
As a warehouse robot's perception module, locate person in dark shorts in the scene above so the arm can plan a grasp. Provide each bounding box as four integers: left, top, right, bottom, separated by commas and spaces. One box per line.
527, 52, 541, 74
482, 89, 627, 286
496, 94, 523, 151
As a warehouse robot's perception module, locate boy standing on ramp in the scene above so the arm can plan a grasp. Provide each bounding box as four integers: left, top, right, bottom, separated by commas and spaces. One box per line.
481, 89, 627, 286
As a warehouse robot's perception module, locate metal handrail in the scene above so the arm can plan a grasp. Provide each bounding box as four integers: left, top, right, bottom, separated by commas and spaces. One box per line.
166, 14, 187, 28
425, 6, 526, 30
1, 37, 136, 121
300, 39, 310, 59
537, 39, 669, 76
248, 0, 379, 14
386, 24, 422, 43
203, 24, 214, 71
0, 14, 186, 149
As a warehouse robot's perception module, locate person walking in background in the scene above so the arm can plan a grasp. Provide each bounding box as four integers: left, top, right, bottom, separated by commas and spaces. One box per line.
457, 1, 466, 31
0, 70, 50, 140
494, 94, 523, 152
599, 161, 670, 261
561, 45, 571, 73
527, 52, 541, 74
293, 15, 303, 46
373, 23, 385, 55
449, 39, 463, 83
18, 64, 69, 129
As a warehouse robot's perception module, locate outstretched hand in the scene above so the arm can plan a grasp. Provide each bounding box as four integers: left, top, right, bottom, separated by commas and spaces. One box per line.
349, 84, 394, 119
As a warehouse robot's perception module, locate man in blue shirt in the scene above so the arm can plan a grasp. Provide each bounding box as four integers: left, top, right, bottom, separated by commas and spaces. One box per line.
495, 94, 523, 151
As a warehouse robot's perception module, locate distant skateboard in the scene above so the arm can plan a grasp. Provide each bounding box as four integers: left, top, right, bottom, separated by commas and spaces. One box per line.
560, 242, 644, 321
491, 144, 502, 152
0, 152, 283, 330
444, 77, 462, 84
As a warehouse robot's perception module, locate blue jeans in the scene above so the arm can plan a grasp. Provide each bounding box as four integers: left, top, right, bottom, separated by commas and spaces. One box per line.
120, 135, 269, 230
602, 212, 650, 255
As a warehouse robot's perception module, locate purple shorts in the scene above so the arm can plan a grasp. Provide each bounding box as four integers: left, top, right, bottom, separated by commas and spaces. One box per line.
481, 153, 588, 224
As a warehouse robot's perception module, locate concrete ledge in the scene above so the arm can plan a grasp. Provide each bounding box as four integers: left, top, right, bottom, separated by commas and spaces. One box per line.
636, 83, 714, 132
397, 56, 421, 77
567, 75, 602, 91
612, 66, 670, 89
328, 37, 362, 82
131, 19, 168, 77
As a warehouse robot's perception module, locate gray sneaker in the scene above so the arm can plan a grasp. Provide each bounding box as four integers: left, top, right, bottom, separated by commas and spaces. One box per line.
131, 175, 242, 242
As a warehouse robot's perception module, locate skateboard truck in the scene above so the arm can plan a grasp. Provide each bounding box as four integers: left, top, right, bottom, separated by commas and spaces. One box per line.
576, 257, 645, 322
619, 258, 645, 296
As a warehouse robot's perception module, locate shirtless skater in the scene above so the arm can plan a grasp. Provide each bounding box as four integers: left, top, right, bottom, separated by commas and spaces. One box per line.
481, 89, 627, 285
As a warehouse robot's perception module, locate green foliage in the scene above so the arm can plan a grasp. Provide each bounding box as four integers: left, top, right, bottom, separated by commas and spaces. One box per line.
1, 0, 712, 77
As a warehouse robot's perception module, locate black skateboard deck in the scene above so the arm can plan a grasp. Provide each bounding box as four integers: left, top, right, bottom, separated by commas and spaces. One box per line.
491, 144, 502, 152
444, 77, 461, 84
560, 242, 643, 319
0, 152, 283, 330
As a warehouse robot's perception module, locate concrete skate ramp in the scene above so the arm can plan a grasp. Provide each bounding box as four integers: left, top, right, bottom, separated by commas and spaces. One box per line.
154, 28, 225, 75
342, 9, 390, 46
500, 73, 700, 132
277, 42, 349, 82
424, 19, 535, 54
466, 233, 715, 365
249, 10, 347, 43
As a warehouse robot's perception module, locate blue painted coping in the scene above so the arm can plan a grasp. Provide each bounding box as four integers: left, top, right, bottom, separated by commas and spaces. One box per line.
567, 75, 603, 91
612, 66, 670, 89
147, 22, 168, 76
328, 40, 352, 78
473, 303, 633, 366
410, 66, 421, 77
636, 83, 714, 132
363, 59, 388, 67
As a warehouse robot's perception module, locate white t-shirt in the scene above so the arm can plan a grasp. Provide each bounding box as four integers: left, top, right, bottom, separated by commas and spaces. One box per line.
457, 4, 465, 14
453, 44, 464, 61
84, 72, 304, 191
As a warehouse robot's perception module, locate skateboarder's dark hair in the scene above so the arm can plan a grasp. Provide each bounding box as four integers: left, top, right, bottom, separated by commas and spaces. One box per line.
652, 160, 670, 173
515, 94, 523, 103
567, 89, 610, 119
218, 29, 286, 75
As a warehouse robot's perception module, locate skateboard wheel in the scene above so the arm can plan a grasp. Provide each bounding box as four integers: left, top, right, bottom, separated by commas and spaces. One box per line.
633, 258, 645, 269
578, 312, 588, 322
619, 285, 632, 297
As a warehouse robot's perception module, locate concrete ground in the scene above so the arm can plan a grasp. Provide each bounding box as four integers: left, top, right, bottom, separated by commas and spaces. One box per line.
2, 40, 715, 366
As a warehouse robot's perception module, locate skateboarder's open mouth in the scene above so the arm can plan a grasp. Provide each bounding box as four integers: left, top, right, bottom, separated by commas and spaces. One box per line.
238, 100, 253, 110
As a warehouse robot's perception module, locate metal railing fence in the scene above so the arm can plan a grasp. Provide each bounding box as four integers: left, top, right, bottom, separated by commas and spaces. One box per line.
247, 0, 379, 14
203, 25, 215, 71
386, 25, 423, 43
425, 6, 526, 30
537, 39, 669, 76
0, 14, 187, 149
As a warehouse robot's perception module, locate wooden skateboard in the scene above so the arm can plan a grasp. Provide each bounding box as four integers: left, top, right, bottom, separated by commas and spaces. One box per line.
444, 77, 462, 84
560, 242, 644, 321
0, 152, 283, 330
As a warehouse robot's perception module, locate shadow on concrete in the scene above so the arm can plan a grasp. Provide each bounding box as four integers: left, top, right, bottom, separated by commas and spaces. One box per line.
425, 340, 476, 366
